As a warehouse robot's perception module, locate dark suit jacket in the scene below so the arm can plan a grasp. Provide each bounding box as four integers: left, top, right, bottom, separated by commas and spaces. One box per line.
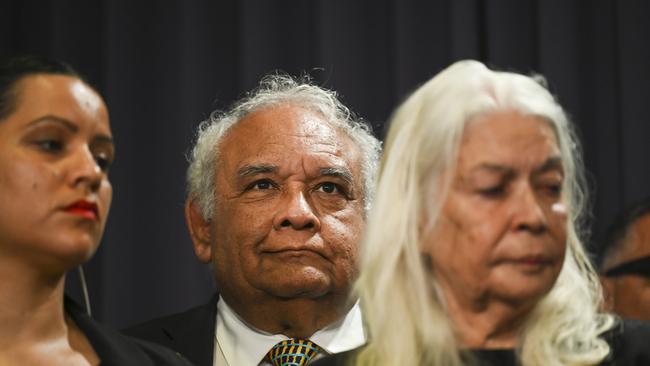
124, 294, 219, 366
65, 297, 194, 366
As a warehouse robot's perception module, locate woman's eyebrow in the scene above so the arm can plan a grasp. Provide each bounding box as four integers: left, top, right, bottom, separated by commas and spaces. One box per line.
94, 134, 114, 145
469, 163, 515, 180
534, 156, 563, 174
26, 115, 78, 131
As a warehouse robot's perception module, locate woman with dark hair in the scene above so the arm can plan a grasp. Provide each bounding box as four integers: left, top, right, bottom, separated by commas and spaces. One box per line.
314, 60, 650, 366
0, 56, 193, 366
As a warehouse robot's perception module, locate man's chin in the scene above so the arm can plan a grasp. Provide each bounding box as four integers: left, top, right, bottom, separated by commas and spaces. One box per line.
257, 268, 334, 299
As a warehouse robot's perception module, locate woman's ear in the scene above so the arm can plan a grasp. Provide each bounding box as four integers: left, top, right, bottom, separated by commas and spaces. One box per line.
185, 199, 212, 264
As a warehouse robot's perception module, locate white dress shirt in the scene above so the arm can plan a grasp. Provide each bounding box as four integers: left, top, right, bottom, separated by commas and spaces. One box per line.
213, 296, 366, 366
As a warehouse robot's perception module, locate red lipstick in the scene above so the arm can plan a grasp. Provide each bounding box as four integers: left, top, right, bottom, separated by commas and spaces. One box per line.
65, 200, 99, 221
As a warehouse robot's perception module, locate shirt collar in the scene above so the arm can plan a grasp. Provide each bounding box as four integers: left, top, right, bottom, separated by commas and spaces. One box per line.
215, 296, 366, 366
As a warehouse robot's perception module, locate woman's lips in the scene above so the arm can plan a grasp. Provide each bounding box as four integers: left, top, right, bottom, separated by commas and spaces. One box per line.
507, 256, 553, 272
64, 200, 99, 221
517, 257, 549, 265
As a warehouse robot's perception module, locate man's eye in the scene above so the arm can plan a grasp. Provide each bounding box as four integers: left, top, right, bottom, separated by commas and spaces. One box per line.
316, 182, 340, 194
248, 180, 275, 190
35, 139, 64, 152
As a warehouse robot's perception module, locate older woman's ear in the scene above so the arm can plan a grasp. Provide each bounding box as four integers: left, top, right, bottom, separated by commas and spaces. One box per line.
185, 198, 212, 264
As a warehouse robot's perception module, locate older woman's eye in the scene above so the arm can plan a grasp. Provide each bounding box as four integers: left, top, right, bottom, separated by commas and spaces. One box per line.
479, 186, 505, 198
543, 184, 563, 196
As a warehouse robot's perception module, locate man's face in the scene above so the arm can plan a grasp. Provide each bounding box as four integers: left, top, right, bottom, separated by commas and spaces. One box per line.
196, 103, 365, 306
603, 214, 650, 320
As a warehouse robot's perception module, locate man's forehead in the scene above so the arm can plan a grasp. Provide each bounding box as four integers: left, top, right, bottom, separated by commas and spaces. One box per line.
217, 104, 362, 179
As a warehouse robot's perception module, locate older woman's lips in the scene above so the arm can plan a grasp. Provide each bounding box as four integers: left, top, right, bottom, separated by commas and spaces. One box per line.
509, 256, 551, 270
64, 200, 99, 221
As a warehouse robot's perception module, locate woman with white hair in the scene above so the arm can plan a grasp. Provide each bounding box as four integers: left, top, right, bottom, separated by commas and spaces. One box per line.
313, 60, 650, 365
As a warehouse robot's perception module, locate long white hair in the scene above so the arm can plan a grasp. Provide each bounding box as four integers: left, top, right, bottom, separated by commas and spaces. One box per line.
354, 60, 614, 366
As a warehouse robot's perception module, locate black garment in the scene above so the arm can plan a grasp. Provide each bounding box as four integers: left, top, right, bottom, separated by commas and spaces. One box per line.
311, 319, 650, 366
123, 294, 219, 366
65, 297, 194, 366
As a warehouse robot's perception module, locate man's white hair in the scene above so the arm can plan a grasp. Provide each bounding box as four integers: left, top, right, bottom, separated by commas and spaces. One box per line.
186, 73, 382, 220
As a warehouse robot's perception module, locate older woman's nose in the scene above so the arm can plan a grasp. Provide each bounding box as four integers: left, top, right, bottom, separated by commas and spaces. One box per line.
68, 145, 103, 192
512, 185, 547, 233
273, 189, 321, 231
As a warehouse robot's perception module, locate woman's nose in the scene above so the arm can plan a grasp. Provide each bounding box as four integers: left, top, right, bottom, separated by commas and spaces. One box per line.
68, 145, 103, 192
512, 185, 547, 234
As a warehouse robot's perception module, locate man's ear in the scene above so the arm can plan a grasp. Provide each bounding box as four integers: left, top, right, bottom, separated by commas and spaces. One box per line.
185, 199, 213, 264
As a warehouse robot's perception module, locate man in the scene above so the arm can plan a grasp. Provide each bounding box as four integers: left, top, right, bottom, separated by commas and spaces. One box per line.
600, 197, 650, 320
126, 74, 381, 366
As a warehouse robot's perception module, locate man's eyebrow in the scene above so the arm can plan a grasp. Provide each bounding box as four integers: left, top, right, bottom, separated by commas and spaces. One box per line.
237, 164, 278, 178
534, 156, 563, 174
319, 167, 353, 184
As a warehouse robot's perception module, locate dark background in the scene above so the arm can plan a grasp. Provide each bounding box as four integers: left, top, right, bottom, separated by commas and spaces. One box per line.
1, 0, 649, 329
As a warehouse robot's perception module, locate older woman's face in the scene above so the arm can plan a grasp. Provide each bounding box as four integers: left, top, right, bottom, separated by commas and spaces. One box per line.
0, 75, 113, 272
424, 111, 567, 308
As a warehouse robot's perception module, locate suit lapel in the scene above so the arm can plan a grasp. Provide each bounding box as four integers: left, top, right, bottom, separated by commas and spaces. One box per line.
163, 294, 219, 366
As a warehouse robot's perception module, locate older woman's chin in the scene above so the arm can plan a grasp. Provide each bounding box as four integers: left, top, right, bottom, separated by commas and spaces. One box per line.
490, 268, 560, 305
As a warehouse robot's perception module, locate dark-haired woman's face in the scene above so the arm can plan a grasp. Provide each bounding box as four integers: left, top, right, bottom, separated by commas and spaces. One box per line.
0, 74, 113, 271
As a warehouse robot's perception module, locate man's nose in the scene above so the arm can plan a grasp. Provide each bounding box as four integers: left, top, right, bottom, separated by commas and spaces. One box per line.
273, 189, 321, 231
67, 145, 103, 192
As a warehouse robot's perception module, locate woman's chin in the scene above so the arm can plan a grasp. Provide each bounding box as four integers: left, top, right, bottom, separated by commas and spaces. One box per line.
491, 273, 557, 306
37, 236, 100, 274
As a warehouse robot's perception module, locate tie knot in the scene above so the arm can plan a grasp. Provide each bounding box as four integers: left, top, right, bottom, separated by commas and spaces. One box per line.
266, 339, 322, 366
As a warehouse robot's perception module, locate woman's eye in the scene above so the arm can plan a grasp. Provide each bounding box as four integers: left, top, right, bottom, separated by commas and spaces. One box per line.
543, 184, 563, 196
479, 186, 505, 198
35, 139, 64, 152
316, 182, 340, 194
94, 154, 112, 172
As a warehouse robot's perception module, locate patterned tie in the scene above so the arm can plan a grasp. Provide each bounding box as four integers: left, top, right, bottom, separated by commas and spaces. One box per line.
265, 339, 322, 366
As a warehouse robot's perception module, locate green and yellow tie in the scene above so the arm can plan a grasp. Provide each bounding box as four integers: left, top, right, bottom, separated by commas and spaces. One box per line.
266, 339, 322, 366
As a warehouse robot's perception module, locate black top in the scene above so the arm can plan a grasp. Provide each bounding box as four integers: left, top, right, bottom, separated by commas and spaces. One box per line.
65, 297, 195, 366
123, 294, 219, 366
312, 319, 650, 366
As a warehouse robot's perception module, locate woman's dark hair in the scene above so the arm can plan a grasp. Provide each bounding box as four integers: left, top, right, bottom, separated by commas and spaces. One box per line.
0, 55, 81, 120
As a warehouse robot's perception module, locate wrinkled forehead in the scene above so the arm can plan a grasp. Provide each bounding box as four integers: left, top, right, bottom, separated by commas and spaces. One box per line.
217, 104, 363, 178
